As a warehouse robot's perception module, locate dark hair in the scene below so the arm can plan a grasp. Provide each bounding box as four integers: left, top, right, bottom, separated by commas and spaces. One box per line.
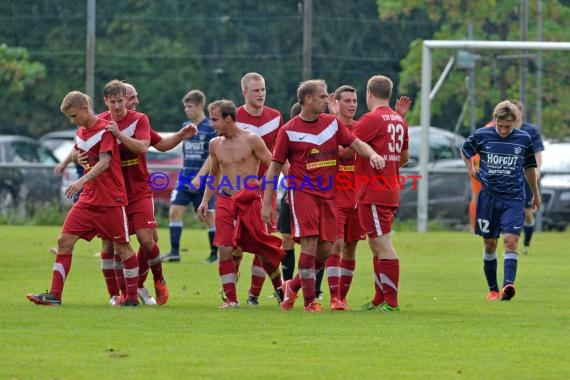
103, 79, 126, 98
334, 85, 356, 101
182, 89, 206, 106
289, 102, 302, 118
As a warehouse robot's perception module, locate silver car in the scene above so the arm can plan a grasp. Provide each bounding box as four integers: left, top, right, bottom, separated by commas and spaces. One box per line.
539, 141, 570, 231
0, 135, 61, 217
397, 126, 471, 226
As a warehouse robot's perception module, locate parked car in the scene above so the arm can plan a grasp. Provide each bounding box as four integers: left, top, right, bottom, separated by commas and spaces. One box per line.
397, 126, 471, 226
39, 129, 76, 152
539, 141, 570, 231
40, 129, 81, 208
0, 135, 61, 217
147, 133, 183, 209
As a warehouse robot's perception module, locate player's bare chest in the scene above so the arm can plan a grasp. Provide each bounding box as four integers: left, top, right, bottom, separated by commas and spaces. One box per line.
217, 140, 251, 165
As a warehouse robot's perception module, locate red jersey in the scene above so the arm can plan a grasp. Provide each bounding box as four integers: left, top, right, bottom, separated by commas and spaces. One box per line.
100, 110, 152, 202
353, 106, 409, 206
336, 120, 358, 209
236, 105, 283, 177
75, 118, 127, 206
273, 113, 355, 199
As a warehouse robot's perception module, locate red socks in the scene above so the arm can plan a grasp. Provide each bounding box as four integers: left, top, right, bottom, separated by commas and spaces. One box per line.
325, 254, 341, 299
298, 252, 316, 306
248, 255, 266, 297
219, 259, 238, 303
122, 255, 139, 303
338, 258, 355, 301
114, 254, 126, 297
50, 252, 73, 299
372, 256, 384, 306
380, 259, 400, 307
147, 243, 164, 283
100, 251, 119, 297
137, 246, 149, 288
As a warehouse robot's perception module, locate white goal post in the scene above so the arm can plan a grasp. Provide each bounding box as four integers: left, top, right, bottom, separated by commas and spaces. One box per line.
417, 40, 570, 232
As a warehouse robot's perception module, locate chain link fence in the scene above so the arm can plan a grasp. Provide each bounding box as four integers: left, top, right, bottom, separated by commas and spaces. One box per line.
1, 0, 436, 134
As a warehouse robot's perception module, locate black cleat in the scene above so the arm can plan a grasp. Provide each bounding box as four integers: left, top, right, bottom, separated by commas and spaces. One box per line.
247, 295, 259, 306
27, 292, 61, 306
161, 252, 181, 263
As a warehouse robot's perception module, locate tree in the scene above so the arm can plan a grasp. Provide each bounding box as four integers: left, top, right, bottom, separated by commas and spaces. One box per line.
0, 44, 46, 135
377, 0, 570, 138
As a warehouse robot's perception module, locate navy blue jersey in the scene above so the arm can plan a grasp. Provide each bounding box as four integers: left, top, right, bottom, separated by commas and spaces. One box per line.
484, 123, 544, 154
181, 117, 216, 178
462, 127, 537, 201
520, 123, 544, 154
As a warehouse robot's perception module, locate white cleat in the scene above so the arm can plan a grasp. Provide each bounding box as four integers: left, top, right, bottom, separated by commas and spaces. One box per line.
109, 295, 122, 306
137, 287, 157, 305
219, 301, 239, 309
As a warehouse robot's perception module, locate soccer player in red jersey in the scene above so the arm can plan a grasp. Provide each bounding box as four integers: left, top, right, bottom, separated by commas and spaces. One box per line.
354, 75, 410, 312
27, 91, 139, 306
98, 80, 190, 306
323, 85, 365, 310
261, 79, 385, 312
197, 100, 285, 308
235, 72, 285, 306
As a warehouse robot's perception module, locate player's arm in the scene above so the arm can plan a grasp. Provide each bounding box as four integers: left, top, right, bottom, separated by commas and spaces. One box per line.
338, 146, 355, 159
349, 138, 386, 169
190, 156, 212, 190
395, 96, 412, 118
65, 152, 111, 199
524, 166, 541, 211
197, 139, 220, 221
105, 121, 149, 155
461, 150, 479, 182
534, 151, 542, 178
327, 93, 339, 115
152, 124, 198, 152
54, 149, 75, 175
399, 149, 409, 167
281, 160, 290, 176
261, 160, 283, 225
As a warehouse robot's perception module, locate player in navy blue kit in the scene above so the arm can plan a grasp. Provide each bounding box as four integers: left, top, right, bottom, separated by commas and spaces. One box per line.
461, 100, 541, 301
512, 101, 545, 255
161, 90, 218, 263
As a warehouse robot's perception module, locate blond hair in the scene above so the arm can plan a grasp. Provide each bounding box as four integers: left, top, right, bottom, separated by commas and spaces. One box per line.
493, 100, 518, 122
60, 91, 91, 114
241, 72, 264, 92
367, 75, 393, 100
297, 79, 326, 105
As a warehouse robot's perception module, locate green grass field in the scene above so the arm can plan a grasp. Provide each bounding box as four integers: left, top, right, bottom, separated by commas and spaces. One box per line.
1, 225, 569, 379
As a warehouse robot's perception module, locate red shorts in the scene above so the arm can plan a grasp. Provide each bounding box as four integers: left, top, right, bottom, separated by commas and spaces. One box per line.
289, 190, 336, 242
336, 206, 365, 243
62, 202, 130, 243
213, 193, 234, 247
357, 203, 397, 238
127, 196, 156, 234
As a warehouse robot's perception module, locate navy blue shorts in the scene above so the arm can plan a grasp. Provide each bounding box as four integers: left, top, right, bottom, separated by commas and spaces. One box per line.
170, 186, 215, 211
475, 188, 524, 238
